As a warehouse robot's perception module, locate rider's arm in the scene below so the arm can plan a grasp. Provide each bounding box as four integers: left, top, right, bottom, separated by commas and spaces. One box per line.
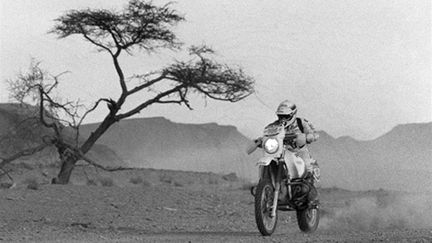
303, 119, 319, 144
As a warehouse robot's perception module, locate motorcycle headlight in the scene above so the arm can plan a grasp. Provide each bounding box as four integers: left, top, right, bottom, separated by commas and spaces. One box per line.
264, 138, 279, 154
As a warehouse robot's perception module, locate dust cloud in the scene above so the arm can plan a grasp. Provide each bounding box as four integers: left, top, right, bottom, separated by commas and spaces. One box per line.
320, 192, 432, 231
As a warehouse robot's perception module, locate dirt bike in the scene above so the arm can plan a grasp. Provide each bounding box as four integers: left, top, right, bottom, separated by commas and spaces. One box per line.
247, 122, 320, 236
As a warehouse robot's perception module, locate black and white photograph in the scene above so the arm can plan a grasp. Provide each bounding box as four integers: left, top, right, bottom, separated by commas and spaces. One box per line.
0, 0, 431, 242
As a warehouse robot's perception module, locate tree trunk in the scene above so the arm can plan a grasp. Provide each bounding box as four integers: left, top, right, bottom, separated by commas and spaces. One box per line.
52, 115, 117, 184
52, 156, 78, 184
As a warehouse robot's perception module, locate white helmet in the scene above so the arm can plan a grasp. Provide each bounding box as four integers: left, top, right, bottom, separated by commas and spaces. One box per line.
276, 100, 297, 126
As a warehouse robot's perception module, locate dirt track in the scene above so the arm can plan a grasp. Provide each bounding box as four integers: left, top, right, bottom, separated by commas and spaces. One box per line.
1, 182, 431, 243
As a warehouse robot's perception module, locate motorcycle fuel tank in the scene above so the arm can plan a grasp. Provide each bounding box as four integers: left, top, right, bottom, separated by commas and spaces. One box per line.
284, 152, 306, 179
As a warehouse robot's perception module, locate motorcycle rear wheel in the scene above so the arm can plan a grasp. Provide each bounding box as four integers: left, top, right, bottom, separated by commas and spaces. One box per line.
254, 180, 278, 236
296, 207, 319, 233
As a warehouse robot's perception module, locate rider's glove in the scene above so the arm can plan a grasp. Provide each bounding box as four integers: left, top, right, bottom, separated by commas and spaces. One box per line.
295, 133, 307, 148
306, 133, 319, 143
254, 137, 263, 148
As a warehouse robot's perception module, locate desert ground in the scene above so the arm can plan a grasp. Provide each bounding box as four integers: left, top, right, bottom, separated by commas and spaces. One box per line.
0, 165, 431, 243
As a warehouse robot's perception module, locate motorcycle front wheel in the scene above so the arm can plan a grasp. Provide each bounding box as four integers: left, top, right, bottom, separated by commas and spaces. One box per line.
296, 207, 319, 233
254, 180, 278, 236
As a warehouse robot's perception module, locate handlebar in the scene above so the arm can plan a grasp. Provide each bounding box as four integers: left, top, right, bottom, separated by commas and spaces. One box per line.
246, 137, 262, 155
253, 137, 263, 148
284, 133, 297, 140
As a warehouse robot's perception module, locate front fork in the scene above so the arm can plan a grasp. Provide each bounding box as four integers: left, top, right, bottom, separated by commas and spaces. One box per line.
270, 163, 283, 218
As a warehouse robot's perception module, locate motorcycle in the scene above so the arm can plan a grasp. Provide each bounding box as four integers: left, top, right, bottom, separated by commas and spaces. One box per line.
247, 122, 320, 236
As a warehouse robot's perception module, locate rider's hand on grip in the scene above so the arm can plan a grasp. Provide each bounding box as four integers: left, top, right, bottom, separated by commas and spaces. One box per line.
254, 137, 263, 148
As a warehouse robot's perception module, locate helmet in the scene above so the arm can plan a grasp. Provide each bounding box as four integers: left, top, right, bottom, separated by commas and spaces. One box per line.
276, 100, 297, 126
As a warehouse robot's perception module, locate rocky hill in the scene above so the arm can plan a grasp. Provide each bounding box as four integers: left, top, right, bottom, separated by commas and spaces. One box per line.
2, 103, 430, 191
0, 103, 125, 168
79, 117, 258, 181
310, 123, 432, 191
81, 118, 431, 192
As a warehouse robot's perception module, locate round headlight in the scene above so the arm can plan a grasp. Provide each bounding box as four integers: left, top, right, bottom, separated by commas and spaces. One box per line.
264, 138, 279, 154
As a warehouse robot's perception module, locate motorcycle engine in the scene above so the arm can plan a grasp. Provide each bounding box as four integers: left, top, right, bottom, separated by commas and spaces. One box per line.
291, 178, 317, 210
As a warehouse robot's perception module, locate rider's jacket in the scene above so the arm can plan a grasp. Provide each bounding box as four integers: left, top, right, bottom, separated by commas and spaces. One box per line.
265, 117, 319, 149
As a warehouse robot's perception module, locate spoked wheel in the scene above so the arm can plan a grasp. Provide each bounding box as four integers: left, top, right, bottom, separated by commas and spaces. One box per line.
254, 180, 278, 236
296, 207, 319, 233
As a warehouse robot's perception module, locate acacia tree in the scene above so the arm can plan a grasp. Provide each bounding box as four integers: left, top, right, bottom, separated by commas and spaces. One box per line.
6, 0, 254, 184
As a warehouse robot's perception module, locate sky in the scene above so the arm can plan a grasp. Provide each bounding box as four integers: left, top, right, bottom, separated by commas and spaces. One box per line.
0, 0, 431, 140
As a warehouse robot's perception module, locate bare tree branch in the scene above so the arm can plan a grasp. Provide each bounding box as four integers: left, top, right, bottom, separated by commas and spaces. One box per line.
126, 73, 166, 96
112, 56, 128, 97
38, 86, 57, 130
79, 153, 133, 172
0, 167, 14, 183
0, 144, 48, 169
81, 31, 114, 55
115, 83, 186, 120
60, 146, 132, 172
77, 98, 110, 127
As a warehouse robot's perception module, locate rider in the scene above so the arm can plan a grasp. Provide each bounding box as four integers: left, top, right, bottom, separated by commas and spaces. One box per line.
268, 100, 319, 174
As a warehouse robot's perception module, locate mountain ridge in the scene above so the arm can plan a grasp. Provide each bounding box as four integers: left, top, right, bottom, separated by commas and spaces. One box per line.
1, 103, 430, 191
79, 116, 257, 180
80, 116, 431, 191
0, 103, 126, 168
81, 118, 432, 142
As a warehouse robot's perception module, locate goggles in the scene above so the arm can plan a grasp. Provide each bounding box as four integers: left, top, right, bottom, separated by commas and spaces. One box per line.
278, 114, 294, 120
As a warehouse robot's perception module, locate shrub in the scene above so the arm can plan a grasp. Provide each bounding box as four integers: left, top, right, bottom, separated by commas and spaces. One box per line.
129, 176, 144, 185
98, 177, 114, 187
208, 176, 219, 185
24, 177, 39, 190
142, 179, 152, 187
0, 182, 14, 189
222, 172, 238, 182
173, 180, 184, 187
159, 174, 173, 184
86, 179, 97, 186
